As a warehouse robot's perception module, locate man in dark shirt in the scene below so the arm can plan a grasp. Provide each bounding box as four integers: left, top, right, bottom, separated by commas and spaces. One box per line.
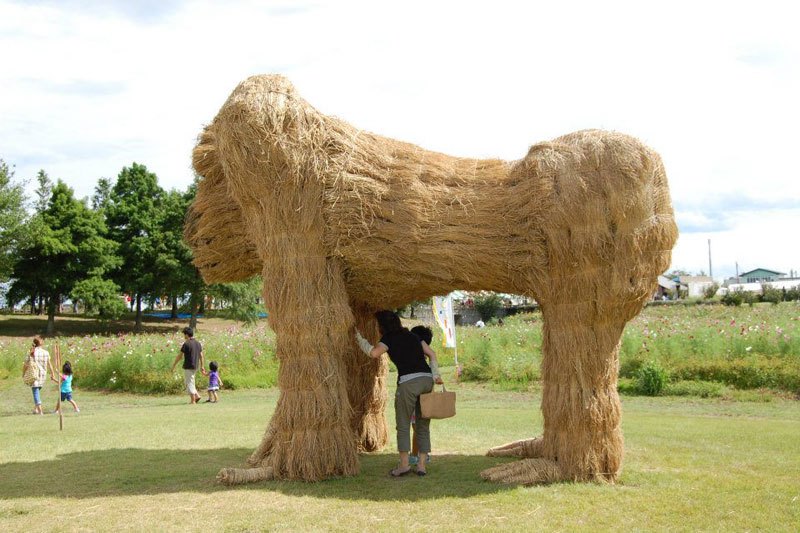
171, 326, 205, 404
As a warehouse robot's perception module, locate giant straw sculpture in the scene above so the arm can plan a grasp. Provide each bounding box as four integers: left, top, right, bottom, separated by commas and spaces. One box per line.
186, 75, 678, 485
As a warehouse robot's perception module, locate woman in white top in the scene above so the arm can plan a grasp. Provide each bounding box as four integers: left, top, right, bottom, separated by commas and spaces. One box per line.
26, 336, 55, 414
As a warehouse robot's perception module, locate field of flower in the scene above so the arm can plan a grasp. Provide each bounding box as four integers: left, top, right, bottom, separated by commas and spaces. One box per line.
0, 302, 798, 398
456, 301, 800, 396
0, 320, 279, 394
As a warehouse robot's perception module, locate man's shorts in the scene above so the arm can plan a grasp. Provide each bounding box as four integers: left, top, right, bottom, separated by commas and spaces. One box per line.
184, 369, 198, 395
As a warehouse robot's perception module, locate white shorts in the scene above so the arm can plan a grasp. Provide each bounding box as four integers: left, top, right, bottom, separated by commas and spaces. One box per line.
183, 369, 198, 395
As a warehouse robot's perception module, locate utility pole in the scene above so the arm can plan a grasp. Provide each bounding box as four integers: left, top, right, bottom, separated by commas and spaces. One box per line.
708, 239, 713, 279
736, 261, 740, 284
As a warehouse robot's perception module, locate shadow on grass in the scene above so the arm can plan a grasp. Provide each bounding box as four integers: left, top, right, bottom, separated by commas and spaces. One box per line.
0, 316, 182, 338
0, 448, 516, 501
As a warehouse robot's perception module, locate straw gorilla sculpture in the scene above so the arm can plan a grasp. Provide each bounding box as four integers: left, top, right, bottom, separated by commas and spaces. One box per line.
185, 74, 678, 485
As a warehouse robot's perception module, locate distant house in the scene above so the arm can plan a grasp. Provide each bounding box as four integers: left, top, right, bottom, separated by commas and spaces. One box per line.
677, 275, 715, 298
654, 275, 677, 299
722, 278, 800, 294
737, 268, 786, 284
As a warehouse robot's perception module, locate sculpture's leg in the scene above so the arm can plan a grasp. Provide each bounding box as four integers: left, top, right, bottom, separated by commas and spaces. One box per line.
218, 254, 359, 484
482, 302, 625, 485
484, 131, 678, 484
347, 301, 389, 452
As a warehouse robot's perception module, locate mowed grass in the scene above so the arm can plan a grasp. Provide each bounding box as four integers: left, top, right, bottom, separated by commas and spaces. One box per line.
1, 378, 798, 532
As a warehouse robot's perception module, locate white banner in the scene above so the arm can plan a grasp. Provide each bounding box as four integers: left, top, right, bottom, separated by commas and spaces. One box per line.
432, 294, 456, 349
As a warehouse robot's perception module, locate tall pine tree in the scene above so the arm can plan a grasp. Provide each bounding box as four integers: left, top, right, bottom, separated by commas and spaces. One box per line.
0, 158, 28, 282
153, 188, 194, 318
9, 181, 120, 333
106, 163, 164, 330
92, 177, 113, 211
34, 170, 52, 213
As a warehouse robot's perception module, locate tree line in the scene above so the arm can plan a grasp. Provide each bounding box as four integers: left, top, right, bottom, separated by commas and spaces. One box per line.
0, 158, 262, 334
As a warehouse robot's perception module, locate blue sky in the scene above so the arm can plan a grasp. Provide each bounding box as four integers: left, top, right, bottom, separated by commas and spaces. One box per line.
1, 0, 798, 280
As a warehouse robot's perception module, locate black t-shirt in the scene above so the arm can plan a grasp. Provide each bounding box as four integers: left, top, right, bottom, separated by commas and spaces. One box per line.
379, 329, 431, 379
181, 338, 202, 370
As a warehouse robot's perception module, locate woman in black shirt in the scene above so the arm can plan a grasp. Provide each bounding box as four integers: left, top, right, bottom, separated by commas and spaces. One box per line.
356, 310, 442, 476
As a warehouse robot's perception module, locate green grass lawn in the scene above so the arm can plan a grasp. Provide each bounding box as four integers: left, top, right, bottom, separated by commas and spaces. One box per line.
1, 378, 798, 532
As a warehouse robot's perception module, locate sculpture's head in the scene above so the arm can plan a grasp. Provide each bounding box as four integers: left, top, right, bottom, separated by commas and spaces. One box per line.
184, 74, 339, 284
184, 126, 261, 283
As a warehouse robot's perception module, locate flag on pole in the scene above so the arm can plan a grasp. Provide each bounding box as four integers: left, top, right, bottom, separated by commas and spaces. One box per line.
432, 294, 456, 348
432, 293, 460, 380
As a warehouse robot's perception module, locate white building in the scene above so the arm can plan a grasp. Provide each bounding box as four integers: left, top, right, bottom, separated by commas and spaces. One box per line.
678, 275, 715, 298
721, 278, 800, 294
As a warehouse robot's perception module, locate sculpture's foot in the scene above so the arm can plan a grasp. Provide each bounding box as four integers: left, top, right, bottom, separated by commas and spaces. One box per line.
486, 437, 544, 458
222, 425, 359, 483
480, 458, 563, 485
217, 466, 275, 485
483, 437, 562, 484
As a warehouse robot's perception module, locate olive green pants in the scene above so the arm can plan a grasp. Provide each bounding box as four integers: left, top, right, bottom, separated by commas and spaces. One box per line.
395, 376, 434, 453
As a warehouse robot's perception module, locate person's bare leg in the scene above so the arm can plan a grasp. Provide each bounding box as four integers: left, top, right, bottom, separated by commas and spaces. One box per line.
417, 452, 428, 473
392, 451, 410, 475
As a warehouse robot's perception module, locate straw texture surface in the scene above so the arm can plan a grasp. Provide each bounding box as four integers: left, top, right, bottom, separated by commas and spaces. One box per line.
186, 74, 678, 484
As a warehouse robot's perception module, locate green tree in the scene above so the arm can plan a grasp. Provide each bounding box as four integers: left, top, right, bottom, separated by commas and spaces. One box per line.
665, 269, 691, 279
71, 277, 126, 319
474, 292, 503, 322
92, 177, 113, 211
760, 283, 782, 305
153, 188, 196, 319
0, 158, 28, 282
208, 277, 265, 325
721, 290, 743, 306
154, 181, 214, 330
34, 170, 52, 213
9, 181, 120, 333
106, 163, 165, 330
702, 282, 720, 300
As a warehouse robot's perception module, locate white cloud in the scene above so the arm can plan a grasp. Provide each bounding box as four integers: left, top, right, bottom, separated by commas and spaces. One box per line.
1, 0, 798, 279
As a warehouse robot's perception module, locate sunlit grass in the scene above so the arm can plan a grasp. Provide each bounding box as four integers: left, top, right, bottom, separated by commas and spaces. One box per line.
0, 381, 797, 531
